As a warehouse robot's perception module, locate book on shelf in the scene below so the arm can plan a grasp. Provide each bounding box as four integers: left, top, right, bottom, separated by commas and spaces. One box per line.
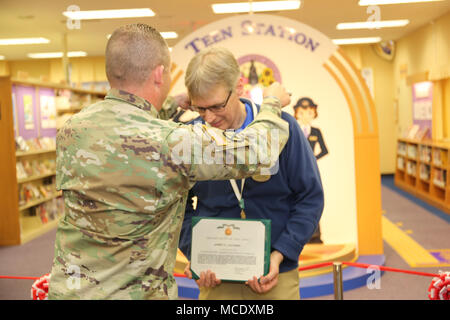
397, 157, 405, 170
398, 141, 407, 156
407, 144, 418, 159
419, 164, 430, 181
415, 127, 429, 141
433, 169, 447, 188
432, 149, 447, 166
419, 146, 431, 162
406, 161, 416, 175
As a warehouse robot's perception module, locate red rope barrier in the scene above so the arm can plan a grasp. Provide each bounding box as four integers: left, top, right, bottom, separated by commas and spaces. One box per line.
342, 261, 440, 278
0, 275, 40, 280
297, 262, 333, 272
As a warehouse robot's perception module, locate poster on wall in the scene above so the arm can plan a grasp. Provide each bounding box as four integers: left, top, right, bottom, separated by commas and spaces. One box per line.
412, 81, 433, 140
170, 14, 361, 245
40, 95, 56, 129
23, 94, 34, 130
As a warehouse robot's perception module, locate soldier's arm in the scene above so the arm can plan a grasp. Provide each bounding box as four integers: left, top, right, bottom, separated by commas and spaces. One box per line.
167, 84, 291, 181
159, 96, 179, 120
159, 93, 191, 120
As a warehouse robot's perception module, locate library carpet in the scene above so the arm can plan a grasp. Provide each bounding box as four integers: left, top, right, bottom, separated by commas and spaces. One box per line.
0, 175, 448, 300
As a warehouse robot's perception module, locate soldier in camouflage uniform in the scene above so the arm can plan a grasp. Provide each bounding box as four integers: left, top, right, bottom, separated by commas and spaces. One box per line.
48, 23, 291, 300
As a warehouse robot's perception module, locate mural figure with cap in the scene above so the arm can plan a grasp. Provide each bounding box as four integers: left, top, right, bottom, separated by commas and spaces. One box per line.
294, 97, 328, 244
294, 97, 328, 160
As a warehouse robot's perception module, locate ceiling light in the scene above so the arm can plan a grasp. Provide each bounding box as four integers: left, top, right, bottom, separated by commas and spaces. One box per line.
62, 8, 155, 20
332, 37, 382, 45
160, 32, 178, 39
0, 37, 50, 45
337, 19, 409, 29
0, 55, 5, 60
27, 51, 87, 59
212, 1, 301, 14
359, 0, 444, 5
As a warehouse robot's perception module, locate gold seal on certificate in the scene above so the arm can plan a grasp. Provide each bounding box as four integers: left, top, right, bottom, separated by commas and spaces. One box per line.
190, 217, 271, 282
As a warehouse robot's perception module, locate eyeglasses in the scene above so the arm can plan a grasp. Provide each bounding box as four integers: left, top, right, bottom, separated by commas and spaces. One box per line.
191, 90, 232, 114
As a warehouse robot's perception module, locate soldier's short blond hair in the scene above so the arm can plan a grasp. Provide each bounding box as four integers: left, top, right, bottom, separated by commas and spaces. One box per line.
185, 47, 240, 99
106, 23, 170, 87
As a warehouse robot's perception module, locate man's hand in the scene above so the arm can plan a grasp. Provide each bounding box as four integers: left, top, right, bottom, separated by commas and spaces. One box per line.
263, 82, 291, 107
246, 250, 284, 294
173, 92, 191, 110
184, 262, 221, 288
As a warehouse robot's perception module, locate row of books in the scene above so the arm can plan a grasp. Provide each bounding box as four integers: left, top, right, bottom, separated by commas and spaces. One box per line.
401, 125, 429, 141
16, 159, 56, 180
31, 197, 64, 224
15, 136, 56, 153
55, 89, 103, 110
399, 143, 448, 168
18, 178, 57, 207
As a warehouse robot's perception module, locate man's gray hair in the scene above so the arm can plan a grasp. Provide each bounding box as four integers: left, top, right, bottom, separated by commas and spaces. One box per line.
185, 47, 240, 99
106, 23, 170, 86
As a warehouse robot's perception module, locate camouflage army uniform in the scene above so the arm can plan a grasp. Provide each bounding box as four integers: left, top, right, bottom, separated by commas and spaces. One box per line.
48, 88, 289, 300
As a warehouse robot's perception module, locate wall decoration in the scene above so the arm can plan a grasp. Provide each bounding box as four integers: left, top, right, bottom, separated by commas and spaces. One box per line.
23, 94, 34, 130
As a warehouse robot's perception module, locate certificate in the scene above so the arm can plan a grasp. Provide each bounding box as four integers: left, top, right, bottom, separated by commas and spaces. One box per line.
190, 217, 271, 282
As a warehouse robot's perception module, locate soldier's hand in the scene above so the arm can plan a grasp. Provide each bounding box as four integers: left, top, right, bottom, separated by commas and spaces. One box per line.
263, 82, 291, 107
174, 92, 191, 110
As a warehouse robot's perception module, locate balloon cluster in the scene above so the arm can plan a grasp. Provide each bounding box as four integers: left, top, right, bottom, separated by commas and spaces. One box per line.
31, 273, 50, 300
428, 271, 450, 300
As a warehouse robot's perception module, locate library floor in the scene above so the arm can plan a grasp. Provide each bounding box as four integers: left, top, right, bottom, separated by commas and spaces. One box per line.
0, 175, 449, 300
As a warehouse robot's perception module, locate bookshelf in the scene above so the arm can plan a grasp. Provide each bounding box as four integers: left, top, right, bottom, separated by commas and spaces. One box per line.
0, 76, 106, 245
395, 138, 450, 214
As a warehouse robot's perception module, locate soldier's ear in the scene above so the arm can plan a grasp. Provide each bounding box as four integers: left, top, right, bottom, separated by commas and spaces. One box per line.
152, 65, 165, 86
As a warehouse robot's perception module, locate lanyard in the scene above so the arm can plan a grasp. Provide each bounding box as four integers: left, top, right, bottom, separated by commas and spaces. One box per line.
228, 99, 258, 220
230, 178, 246, 219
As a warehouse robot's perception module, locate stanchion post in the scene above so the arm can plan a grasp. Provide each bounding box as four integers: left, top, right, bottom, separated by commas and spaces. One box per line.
333, 262, 343, 300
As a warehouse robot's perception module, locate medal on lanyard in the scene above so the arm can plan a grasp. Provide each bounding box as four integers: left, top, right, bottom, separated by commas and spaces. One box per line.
230, 178, 246, 219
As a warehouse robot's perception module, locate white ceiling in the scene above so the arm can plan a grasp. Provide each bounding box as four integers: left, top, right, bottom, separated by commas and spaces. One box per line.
0, 0, 449, 60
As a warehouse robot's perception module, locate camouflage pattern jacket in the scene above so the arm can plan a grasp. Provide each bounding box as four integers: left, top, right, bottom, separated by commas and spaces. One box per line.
48, 88, 289, 300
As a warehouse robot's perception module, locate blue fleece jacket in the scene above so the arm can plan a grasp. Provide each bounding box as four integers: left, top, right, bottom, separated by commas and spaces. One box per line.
179, 98, 324, 273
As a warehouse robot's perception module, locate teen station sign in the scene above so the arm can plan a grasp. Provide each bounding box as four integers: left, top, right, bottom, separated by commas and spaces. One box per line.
183, 19, 321, 55
171, 14, 383, 255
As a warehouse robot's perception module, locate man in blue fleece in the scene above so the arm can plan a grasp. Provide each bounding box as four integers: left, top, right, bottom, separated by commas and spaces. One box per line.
179, 47, 324, 299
